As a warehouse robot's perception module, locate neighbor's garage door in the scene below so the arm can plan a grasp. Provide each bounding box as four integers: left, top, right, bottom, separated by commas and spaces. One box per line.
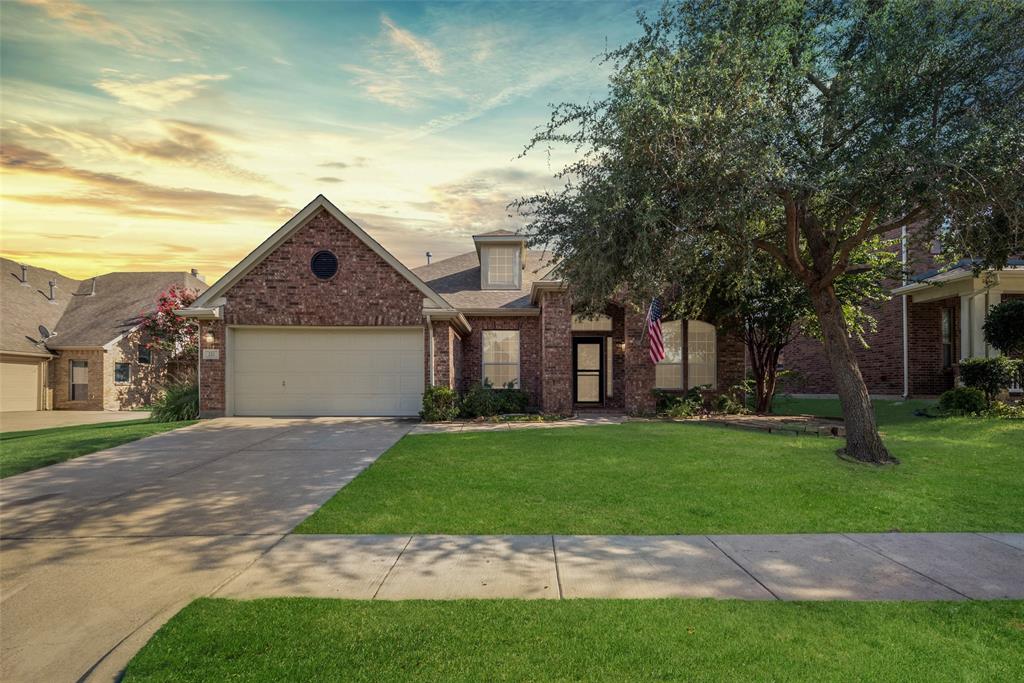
231, 328, 424, 416
1, 357, 41, 412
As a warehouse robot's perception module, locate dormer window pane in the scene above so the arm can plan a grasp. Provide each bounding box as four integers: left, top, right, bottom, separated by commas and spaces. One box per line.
487, 247, 517, 286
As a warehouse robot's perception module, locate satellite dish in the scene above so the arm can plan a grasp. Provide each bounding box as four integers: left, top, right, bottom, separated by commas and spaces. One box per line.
38, 325, 53, 339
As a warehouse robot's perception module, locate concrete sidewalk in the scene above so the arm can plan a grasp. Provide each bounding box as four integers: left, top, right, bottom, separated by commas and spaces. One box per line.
217, 532, 1024, 602
409, 415, 625, 434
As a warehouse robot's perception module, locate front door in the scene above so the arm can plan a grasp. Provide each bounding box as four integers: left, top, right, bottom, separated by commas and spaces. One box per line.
573, 337, 604, 404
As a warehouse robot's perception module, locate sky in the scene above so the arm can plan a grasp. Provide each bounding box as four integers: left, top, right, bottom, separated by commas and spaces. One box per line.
0, 0, 652, 282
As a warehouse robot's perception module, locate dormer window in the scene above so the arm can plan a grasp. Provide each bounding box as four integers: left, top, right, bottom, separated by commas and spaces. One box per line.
485, 246, 519, 288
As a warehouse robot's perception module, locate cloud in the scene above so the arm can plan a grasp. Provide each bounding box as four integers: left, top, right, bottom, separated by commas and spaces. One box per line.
315, 176, 343, 183
21, 0, 147, 50
94, 73, 229, 111
381, 15, 443, 75
7, 119, 266, 183
1, 142, 289, 221
410, 167, 555, 233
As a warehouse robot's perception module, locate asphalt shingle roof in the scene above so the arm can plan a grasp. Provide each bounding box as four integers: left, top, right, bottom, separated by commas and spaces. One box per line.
413, 250, 558, 310
0, 257, 208, 352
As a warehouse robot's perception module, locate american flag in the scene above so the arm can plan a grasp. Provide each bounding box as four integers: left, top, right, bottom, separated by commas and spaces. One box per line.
646, 298, 665, 364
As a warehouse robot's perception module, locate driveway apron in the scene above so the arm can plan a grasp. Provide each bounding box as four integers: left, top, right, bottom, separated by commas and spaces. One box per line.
0, 417, 412, 683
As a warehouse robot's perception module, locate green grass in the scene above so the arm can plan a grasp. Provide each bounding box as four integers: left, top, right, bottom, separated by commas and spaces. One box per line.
122, 598, 1024, 682
296, 399, 1023, 534
0, 419, 195, 478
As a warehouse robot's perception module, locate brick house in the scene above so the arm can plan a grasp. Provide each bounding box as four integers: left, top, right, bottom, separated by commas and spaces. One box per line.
0, 257, 207, 412
780, 230, 1024, 398
182, 195, 746, 417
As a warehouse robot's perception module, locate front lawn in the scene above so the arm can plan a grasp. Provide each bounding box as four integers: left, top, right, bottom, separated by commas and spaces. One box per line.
122, 598, 1024, 682
296, 400, 1022, 534
0, 420, 195, 478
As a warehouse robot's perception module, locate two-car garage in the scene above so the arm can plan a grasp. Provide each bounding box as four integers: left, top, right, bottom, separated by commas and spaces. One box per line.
228, 327, 424, 417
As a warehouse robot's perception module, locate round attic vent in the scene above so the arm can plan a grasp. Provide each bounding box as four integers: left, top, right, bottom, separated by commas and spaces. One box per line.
310, 250, 339, 280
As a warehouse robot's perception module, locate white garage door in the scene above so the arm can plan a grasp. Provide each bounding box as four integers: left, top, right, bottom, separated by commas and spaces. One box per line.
231, 328, 424, 416
1, 358, 41, 412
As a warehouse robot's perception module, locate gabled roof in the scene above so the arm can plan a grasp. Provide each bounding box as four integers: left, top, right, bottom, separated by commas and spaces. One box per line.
0, 257, 76, 355
0, 256, 208, 353
413, 249, 556, 311
194, 195, 453, 311
50, 270, 207, 348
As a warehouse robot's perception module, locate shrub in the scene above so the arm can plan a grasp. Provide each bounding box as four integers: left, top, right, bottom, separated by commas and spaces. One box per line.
653, 387, 706, 418
497, 387, 530, 414
420, 385, 459, 422
150, 381, 199, 422
983, 299, 1024, 355
982, 400, 1024, 419
460, 381, 531, 418
959, 356, 1019, 401
716, 391, 749, 415
937, 387, 987, 415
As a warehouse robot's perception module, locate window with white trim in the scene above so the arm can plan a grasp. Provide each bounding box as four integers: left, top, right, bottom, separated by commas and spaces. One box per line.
485, 246, 518, 288
687, 321, 717, 388
655, 320, 684, 389
654, 320, 717, 389
482, 330, 520, 388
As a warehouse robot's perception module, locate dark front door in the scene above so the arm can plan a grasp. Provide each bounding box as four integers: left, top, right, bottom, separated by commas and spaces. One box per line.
573, 337, 604, 404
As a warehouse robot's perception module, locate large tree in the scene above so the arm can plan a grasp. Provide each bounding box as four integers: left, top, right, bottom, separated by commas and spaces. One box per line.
517, 0, 1024, 463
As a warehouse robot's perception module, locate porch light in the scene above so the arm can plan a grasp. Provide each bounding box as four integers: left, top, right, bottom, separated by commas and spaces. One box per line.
203, 331, 215, 344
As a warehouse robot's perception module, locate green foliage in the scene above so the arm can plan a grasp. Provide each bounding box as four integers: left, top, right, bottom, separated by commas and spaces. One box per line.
420, 386, 459, 422
150, 381, 199, 422
982, 400, 1024, 419
716, 391, 749, 416
983, 299, 1024, 355
958, 357, 1020, 401
654, 387, 707, 418
938, 387, 988, 416
460, 381, 531, 418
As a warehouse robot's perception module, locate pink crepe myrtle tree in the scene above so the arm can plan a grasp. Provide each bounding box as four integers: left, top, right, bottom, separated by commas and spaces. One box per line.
136, 286, 200, 360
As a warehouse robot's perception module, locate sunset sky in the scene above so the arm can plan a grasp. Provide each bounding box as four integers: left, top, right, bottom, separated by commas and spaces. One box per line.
0, 0, 651, 282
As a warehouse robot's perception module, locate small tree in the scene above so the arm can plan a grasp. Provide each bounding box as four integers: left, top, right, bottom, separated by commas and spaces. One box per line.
983, 299, 1024, 355
136, 286, 200, 360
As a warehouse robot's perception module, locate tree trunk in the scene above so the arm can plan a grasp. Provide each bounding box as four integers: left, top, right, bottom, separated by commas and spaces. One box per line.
809, 284, 897, 464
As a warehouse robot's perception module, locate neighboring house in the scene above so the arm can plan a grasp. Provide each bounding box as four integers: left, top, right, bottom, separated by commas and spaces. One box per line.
0, 257, 208, 412
181, 195, 745, 417
781, 234, 1024, 397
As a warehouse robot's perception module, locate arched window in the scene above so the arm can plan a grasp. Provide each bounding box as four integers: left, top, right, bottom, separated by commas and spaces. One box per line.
654, 320, 717, 390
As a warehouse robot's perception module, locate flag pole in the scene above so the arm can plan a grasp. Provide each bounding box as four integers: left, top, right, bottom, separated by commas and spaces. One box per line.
639, 299, 653, 345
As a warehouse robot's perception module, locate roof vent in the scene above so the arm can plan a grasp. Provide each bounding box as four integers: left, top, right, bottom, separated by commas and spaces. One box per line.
47, 280, 58, 303
18, 264, 29, 286
425, 251, 432, 265
310, 250, 339, 280
74, 278, 97, 297
190, 268, 207, 283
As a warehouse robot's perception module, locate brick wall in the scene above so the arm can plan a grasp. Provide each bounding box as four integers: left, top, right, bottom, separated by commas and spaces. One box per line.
107, 328, 171, 410
461, 314, 542, 408
781, 296, 906, 396
224, 209, 424, 327
427, 320, 460, 390
716, 326, 747, 392
51, 349, 105, 410
624, 304, 656, 415
198, 319, 225, 417
908, 295, 958, 396
540, 291, 573, 415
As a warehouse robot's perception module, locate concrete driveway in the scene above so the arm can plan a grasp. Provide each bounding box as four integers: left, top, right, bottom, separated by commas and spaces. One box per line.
0, 417, 412, 682
0, 411, 152, 433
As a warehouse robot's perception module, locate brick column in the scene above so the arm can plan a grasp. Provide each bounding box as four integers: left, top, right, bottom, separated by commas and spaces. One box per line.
716, 326, 747, 392
429, 321, 456, 389
624, 305, 656, 415
198, 319, 225, 417
540, 290, 573, 415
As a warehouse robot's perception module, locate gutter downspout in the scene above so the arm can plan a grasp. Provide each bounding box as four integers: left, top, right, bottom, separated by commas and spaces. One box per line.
426, 314, 435, 387
901, 226, 910, 399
